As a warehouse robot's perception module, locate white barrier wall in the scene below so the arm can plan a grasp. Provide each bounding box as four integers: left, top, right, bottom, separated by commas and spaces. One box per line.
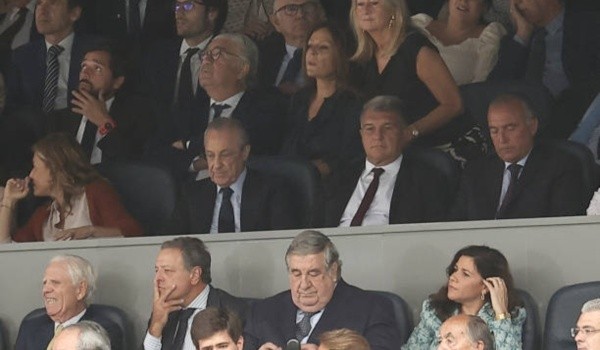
1, 216, 599, 348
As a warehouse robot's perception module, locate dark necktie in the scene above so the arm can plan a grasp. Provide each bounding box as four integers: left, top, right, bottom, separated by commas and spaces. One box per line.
279, 48, 302, 85
0, 7, 28, 50
80, 120, 98, 160
42, 45, 64, 113
171, 308, 196, 349
351, 167, 384, 226
211, 103, 231, 119
526, 28, 547, 83
177, 47, 200, 107
128, 0, 142, 37
496, 163, 522, 219
295, 311, 316, 341
218, 187, 235, 233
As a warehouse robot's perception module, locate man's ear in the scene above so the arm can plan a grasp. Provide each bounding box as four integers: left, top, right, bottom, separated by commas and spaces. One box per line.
236, 335, 244, 350
112, 76, 125, 91
190, 266, 203, 285
75, 281, 88, 301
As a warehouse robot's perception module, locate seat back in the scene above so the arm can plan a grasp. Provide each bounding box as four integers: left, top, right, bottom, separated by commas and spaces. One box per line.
543, 281, 600, 350
247, 155, 323, 228
0, 317, 6, 350
370, 291, 414, 346
96, 161, 177, 235
517, 289, 541, 350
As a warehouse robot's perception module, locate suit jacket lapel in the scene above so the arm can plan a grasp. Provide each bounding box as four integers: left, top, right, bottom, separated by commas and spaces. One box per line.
503, 147, 540, 211
240, 169, 259, 231
486, 157, 506, 217
334, 162, 364, 224
190, 181, 216, 233
389, 157, 409, 223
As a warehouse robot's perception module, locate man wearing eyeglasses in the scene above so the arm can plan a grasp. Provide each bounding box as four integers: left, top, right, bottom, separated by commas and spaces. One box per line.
256, 0, 325, 95
573, 298, 600, 350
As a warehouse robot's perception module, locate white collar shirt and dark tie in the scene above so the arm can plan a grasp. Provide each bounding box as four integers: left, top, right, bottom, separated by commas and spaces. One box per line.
497, 154, 529, 210
209, 91, 244, 121
0, 0, 35, 49
44, 32, 74, 111
210, 168, 247, 233
143, 285, 211, 350
176, 37, 211, 100
339, 155, 403, 227
274, 43, 303, 86
75, 97, 115, 165
295, 309, 324, 344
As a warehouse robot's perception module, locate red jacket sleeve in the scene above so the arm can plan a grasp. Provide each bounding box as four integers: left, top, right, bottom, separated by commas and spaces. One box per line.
13, 204, 50, 242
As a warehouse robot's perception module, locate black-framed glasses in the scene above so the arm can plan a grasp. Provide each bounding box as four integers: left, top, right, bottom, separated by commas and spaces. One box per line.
200, 47, 243, 63
571, 327, 600, 338
174, 0, 205, 12
273, 1, 318, 16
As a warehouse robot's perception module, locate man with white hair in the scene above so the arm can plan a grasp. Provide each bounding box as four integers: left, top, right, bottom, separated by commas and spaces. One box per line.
52, 320, 111, 350
15, 254, 124, 350
437, 315, 495, 350
573, 298, 600, 350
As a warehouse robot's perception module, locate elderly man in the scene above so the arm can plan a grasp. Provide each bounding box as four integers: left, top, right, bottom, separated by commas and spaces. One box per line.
191, 307, 244, 350
324, 95, 449, 227
143, 237, 247, 350
573, 298, 600, 350
52, 321, 111, 350
243, 230, 400, 350
257, 0, 324, 94
452, 93, 586, 220
167, 118, 298, 234
437, 315, 495, 350
15, 255, 123, 350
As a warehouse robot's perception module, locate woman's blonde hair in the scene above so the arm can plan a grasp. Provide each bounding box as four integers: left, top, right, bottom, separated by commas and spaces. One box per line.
350, 0, 410, 63
32, 133, 101, 212
319, 329, 371, 350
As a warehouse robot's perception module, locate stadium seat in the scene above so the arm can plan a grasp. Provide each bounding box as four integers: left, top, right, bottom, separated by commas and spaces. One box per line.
517, 289, 541, 350
0, 317, 6, 350
370, 291, 414, 345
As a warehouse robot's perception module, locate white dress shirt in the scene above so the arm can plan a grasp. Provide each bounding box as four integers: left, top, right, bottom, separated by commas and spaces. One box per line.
175, 37, 211, 101
45, 32, 74, 111
75, 97, 115, 165
339, 155, 403, 227
43, 192, 92, 241
498, 154, 530, 210
54, 308, 86, 329
274, 43, 303, 86
210, 168, 247, 233
143, 285, 211, 350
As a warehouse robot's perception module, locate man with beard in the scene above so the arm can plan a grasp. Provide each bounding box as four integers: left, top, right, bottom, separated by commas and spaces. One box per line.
49, 41, 157, 164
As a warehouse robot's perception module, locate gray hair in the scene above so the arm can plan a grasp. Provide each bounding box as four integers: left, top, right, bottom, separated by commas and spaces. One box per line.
212, 33, 259, 87
161, 237, 212, 284
285, 230, 342, 278
581, 298, 600, 313
49, 255, 96, 304
489, 93, 536, 122
466, 316, 495, 350
361, 95, 407, 127
204, 117, 250, 149
64, 320, 111, 350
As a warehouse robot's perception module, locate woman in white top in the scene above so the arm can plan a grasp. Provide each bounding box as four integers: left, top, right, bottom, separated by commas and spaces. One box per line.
412, 0, 506, 85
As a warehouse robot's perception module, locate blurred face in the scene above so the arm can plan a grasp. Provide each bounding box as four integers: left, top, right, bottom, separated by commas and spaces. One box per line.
513, 0, 547, 26
305, 28, 336, 80
448, 0, 486, 24
287, 253, 337, 313
271, 0, 322, 44
35, 0, 81, 39
79, 50, 124, 99
29, 152, 53, 197
199, 37, 248, 93
204, 127, 250, 188
438, 318, 481, 350
42, 261, 87, 323
447, 256, 486, 305
196, 331, 243, 350
175, 0, 214, 40
354, 0, 391, 33
360, 109, 407, 166
575, 311, 600, 350
155, 248, 201, 305
52, 328, 80, 350
488, 100, 537, 164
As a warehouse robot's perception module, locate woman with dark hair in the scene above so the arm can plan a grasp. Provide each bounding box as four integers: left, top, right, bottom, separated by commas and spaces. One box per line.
281, 23, 362, 177
0, 133, 143, 242
402, 245, 526, 350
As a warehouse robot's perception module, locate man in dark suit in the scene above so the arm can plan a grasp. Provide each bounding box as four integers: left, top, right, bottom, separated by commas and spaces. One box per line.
143, 237, 248, 350
452, 93, 586, 220
167, 118, 298, 234
15, 255, 124, 350
489, 0, 600, 138
324, 95, 449, 227
243, 230, 400, 350
49, 42, 157, 164
257, 0, 324, 95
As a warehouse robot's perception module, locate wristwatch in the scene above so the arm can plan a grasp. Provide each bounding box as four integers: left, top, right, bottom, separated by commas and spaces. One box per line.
99, 120, 117, 136
495, 312, 509, 321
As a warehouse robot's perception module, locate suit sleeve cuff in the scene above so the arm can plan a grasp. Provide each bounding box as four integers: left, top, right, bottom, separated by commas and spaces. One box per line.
143, 331, 162, 350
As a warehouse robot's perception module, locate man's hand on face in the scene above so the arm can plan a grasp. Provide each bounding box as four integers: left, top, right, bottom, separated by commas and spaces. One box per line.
71, 89, 113, 127
148, 278, 185, 337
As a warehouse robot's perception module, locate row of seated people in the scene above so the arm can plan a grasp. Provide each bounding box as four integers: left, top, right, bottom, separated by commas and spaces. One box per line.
1, 0, 599, 184
1, 91, 597, 241
8, 232, 600, 350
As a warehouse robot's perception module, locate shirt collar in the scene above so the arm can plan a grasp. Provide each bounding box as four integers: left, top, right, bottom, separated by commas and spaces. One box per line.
285, 43, 300, 58
180, 35, 212, 56
210, 90, 245, 110
545, 8, 564, 36
216, 167, 247, 194
55, 307, 86, 328
364, 154, 403, 178
503, 149, 531, 170
187, 284, 211, 309
45, 31, 74, 55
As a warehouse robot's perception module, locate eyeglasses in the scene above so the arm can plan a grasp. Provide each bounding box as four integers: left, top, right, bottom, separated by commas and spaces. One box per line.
571, 327, 600, 338
273, 2, 318, 16
174, 1, 205, 12
200, 47, 243, 63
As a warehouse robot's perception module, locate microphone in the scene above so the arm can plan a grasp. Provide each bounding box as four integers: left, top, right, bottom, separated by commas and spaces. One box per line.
285, 339, 300, 350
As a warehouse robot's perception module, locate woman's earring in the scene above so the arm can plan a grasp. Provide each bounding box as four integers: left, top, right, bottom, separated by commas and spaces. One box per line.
388, 15, 396, 29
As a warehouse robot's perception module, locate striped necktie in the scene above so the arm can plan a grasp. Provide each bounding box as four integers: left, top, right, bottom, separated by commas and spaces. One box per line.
42, 45, 64, 113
